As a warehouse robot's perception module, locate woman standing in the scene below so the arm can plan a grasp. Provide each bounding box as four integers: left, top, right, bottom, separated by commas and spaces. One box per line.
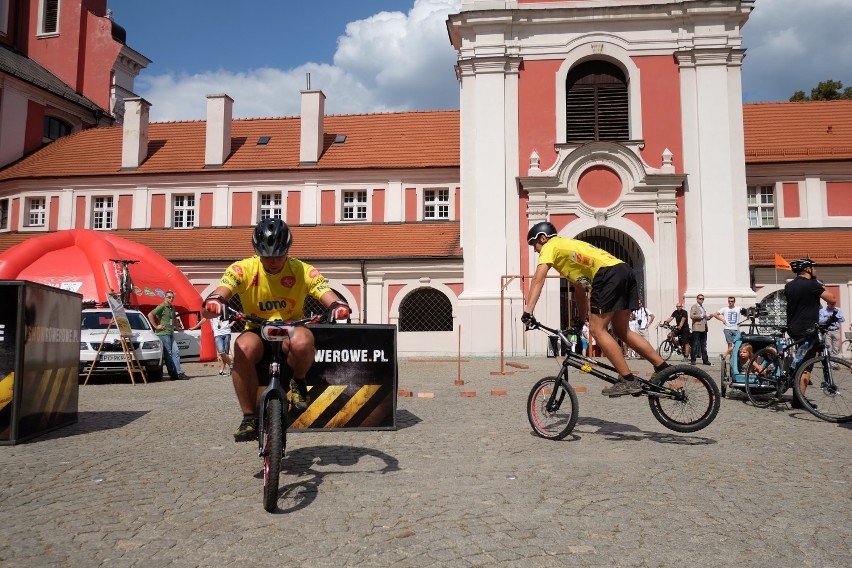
210, 315, 234, 375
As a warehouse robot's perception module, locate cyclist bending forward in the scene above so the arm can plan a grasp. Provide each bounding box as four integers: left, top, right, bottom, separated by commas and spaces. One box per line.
522, 222, 670, 397
202, 219, 351, 442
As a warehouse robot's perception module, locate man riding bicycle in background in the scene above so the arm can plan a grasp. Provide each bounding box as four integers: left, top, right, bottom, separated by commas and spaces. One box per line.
784, 257, 835, 409
522, 222, 670, 397
202, 219, 351, 442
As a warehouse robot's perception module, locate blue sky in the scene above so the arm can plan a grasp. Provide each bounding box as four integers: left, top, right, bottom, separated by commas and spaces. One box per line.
107, 0, 852, 122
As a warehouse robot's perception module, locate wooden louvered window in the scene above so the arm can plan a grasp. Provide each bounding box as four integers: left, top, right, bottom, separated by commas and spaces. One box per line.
565, 61, 629, 142
40, 0, 59, 34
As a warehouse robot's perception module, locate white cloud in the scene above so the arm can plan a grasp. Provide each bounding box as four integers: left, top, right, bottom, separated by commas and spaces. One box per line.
742, 0, 852, 102
138, 0, 461, 121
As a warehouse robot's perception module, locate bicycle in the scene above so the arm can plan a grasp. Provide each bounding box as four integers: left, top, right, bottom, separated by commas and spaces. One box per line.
524, 319, 721, 440
744, 314, 852, 423
841, 332, 852, 357
656, 322, 686, 361
223, 305, 322, 512
110, 258, 139, 307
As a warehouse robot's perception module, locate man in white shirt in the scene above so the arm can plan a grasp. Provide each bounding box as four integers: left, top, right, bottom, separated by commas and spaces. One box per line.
631, 299, 655, 340
713, 296, 745, 360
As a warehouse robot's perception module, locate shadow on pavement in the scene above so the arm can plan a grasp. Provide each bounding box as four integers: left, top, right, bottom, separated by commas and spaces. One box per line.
394, 409, 422, 430
29, 410, 150, 442
573, 416, 717, 445
257, 444, 401, 514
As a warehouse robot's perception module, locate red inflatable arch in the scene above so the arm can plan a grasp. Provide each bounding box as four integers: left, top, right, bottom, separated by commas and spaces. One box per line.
0, 229, 215, 362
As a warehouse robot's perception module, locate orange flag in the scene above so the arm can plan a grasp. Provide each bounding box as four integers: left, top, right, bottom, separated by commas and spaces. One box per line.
774, 253, 791, 270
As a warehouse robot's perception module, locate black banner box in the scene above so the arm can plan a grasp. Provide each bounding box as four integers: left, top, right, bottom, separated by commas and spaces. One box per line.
256, 324, 398, 431
0, 280, 82, 445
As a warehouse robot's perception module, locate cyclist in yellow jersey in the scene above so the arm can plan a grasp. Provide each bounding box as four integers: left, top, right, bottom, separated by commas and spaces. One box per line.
202, 219, 351, 442
522, 222, 669, 397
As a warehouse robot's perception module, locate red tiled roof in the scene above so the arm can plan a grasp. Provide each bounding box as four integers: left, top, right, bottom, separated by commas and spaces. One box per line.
0, 110, 460, 181
0, 222, 462, 261
748, 229, 852, 266
743, 100, 852, 164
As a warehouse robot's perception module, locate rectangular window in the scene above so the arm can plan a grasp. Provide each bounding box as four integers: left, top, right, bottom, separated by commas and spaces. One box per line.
259, 192, 282, 220
0, 0, 10, 35
173, 195, 196, 228
26, 197, 46, 227
0, 199, 8, 230
747, 185, 775, 228
424, 188, 450, 220
342, 190, 367, 221
92, 197, 114, 230
39, 0, 59, 35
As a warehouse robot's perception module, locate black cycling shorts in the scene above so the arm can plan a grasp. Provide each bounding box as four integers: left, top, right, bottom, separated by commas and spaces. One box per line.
241, 328, 289, 386
589, 263, 639, 315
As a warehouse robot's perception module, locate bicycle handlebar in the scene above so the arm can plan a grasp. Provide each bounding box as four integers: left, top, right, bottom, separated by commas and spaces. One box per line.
222, 304, 322, 328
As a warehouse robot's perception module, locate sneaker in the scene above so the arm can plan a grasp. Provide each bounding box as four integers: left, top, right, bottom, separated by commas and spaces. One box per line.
234, 417, 258, 442
601, 379, 643, 397
290, 379, 309, 410
176, 373, 189, 380
681, 356, 689, 362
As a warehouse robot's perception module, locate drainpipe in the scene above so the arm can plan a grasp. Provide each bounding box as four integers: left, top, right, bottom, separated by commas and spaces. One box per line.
360, 260, 367, 323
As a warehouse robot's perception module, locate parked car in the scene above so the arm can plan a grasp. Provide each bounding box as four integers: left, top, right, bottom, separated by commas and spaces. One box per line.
174, 310, 203, 362
79, 308, 164, 381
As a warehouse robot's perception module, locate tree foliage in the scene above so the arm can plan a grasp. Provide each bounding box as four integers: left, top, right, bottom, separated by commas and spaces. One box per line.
789, 79, 852, 102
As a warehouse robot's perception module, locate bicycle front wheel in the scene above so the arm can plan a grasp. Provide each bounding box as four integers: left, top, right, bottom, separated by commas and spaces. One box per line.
744, 348, 783, 408
527, 376, 579, 440
657, 340, 675, 361
793, 356, 852, 423
647, 364, 720, 433
262, 398, 285, 512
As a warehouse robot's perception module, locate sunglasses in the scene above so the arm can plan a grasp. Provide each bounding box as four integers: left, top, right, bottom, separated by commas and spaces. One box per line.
697, 297, 705, 300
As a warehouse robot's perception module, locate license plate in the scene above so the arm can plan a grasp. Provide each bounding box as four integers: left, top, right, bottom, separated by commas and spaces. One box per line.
100, 353, 129, 362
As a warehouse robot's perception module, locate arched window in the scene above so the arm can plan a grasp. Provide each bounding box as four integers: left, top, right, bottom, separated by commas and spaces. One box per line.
43, 116, 71, 142
565, 61, 629, 142
759, 291, 787, 330
399, 288, 453, 332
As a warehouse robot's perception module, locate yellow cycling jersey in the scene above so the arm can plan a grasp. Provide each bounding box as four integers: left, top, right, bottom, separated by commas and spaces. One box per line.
219, 256, 331, 328
537, 236, 622, 288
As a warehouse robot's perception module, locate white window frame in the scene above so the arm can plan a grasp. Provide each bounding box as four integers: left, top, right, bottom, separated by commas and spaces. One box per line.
25, 197, 46, 227
172, 194, 196, 229
747, 185, 776, 228
91, 196, 114, 230
423, 187, 451, 220
37, 0, 60, 36
341, 189, 368, 222
259, 191, 283, 220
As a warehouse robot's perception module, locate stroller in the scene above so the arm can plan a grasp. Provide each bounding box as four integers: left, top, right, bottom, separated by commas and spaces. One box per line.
719, 306, 786, 398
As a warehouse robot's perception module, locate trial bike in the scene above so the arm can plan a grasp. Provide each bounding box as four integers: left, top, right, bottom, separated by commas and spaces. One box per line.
744, 314, 852, 423
525, 319, 721, 440
656, 322, 686, 361
223, 306, 322, 512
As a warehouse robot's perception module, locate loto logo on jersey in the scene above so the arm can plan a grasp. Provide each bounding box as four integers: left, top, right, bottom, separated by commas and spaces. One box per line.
257, 299, 289, 312
571, 251, 592, 266
231, 264, 244, 278
280, 276, 296, 288
315, 349, 389, 363
309, 268, 319, 278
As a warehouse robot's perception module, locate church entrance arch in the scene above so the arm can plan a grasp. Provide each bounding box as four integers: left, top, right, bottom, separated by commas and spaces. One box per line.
558, 227, 647, 331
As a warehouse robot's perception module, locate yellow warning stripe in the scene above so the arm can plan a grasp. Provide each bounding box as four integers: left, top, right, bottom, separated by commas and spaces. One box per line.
290, 385, 348, 429
324, 385, 383, 428
0, 372, 14, 411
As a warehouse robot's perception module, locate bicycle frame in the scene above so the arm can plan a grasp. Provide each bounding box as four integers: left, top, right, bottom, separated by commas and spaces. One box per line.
534, 322, 688, 403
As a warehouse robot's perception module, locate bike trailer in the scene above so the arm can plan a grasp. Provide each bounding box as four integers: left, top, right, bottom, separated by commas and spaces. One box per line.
725, 331, 780, 389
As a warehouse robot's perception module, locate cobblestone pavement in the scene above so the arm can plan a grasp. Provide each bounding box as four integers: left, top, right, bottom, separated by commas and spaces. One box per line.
2, 357, 850, 567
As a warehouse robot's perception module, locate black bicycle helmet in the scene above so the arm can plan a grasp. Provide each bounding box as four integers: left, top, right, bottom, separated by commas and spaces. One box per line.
252, 218, 292, 257
789, 257, 816, 274
527, 221, 558, 245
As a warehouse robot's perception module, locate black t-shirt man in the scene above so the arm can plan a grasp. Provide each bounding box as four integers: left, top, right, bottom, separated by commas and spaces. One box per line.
670, 308, 688, 330
785, 276, 826, 339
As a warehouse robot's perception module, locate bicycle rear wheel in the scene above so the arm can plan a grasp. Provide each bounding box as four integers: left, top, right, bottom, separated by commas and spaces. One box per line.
262, 398, 285, 512
657, 339, 675, 361
647, 364, 720, 433
743, 348, 782, 408
527, 376, 579, 440
793, 356, 852, 423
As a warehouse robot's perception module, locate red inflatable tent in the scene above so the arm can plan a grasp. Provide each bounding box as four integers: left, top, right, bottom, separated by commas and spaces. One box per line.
0, 229, 215, 361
